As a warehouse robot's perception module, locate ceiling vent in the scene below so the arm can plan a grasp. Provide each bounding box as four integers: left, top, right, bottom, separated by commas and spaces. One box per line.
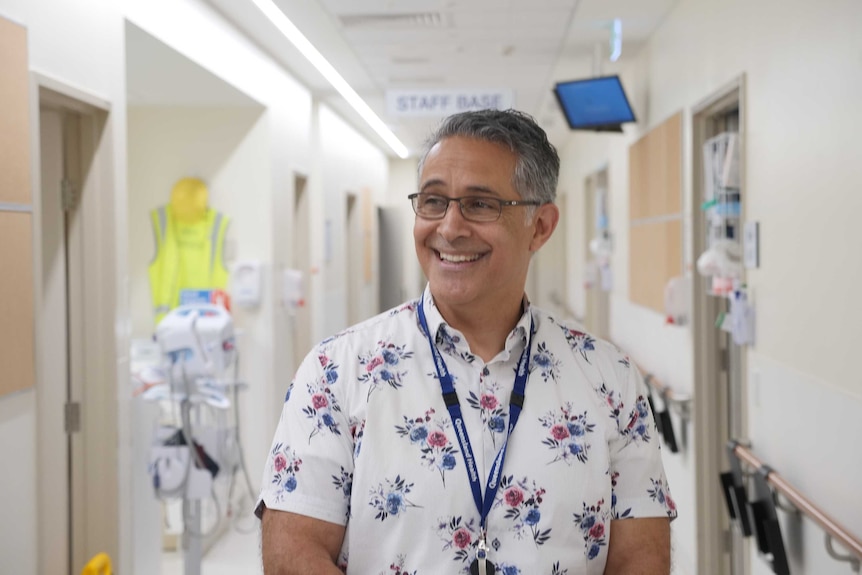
339, 12, 445, 29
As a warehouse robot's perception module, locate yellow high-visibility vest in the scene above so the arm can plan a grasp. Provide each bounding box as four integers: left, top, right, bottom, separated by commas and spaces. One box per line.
148, 204, 230, 323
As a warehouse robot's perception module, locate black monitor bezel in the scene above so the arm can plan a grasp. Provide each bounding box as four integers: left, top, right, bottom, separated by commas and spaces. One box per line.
553, 74, 637, 132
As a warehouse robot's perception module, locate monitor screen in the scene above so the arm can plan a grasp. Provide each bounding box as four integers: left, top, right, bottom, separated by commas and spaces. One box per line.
553, 75, 636, 131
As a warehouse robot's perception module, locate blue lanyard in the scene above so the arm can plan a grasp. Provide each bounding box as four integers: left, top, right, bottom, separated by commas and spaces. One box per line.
417, 297, 533, 531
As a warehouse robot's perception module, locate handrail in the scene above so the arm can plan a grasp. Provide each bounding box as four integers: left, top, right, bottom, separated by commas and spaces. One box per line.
642, 371, 692, 408
732, 443, 862, 568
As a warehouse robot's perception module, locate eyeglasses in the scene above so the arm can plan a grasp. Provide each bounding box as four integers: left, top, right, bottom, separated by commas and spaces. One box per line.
408, 192, 541, 222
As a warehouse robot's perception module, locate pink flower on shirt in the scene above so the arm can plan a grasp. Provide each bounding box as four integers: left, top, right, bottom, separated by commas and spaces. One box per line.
504, 486, 524, 507
367, 356, 384, 372
552, 424, 570, 440
312, 394, 328, 409
427, 430, 448, 447
480, 394, 498, 409
452, 527, 472, 549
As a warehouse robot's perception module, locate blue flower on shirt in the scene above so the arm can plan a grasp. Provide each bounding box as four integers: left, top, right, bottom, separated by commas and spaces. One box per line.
268, 442, 302, 502
358, 341, 414, 400
498, 564, 521, 575
597, 383, 654, 446
302, 357, 343, 441
648, 477, 677, 517
560, 327, 596, 363
573, 499, 608, 561
466, 387, 508, 448
495, 475, 552, 546
489, 415, 506, 433
369, 475, 420, 521
395, 409, 459, 485
436, 327, 476, 363
532, 342, 561, 383
539, 404, 596, 465
622, 396, 654, 444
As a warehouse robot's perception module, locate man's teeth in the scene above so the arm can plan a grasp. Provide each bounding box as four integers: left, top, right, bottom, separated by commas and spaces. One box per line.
439, 252, 481, 263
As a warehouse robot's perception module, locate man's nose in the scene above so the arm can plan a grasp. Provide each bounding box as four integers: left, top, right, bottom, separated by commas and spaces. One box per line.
436, 200, 471, 240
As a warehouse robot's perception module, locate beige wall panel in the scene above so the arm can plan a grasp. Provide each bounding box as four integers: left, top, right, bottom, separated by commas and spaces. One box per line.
629, 112, 682, 220
629, 220, 682, 313
0, 18, 30, 205
629, 137, 645, 221
0, 212, 35, 395
663, 113, 682, 214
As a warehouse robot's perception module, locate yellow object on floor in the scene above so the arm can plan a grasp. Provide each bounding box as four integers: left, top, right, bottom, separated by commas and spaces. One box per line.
81, 552, 112, 575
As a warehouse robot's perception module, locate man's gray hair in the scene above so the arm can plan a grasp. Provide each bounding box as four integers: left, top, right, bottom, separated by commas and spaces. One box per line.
417, 109, 560, 204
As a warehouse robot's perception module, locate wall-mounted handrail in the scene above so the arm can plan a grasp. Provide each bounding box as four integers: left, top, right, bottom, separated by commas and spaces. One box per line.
642, 370, 692, 409
732, 443, 862, 569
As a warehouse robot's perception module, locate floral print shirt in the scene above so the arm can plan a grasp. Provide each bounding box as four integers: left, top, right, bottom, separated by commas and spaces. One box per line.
256, 287, 676, 574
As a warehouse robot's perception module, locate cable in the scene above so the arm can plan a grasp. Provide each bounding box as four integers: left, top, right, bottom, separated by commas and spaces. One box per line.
227, 349, 260, 534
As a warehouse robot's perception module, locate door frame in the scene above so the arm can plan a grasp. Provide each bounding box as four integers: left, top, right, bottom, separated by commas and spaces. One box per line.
583, 166, 610, 338
31, 72, 118, 574
691, 73, 748, 575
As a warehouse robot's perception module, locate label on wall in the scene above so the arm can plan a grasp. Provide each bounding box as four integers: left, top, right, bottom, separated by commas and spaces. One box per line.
386, 89, 515, 117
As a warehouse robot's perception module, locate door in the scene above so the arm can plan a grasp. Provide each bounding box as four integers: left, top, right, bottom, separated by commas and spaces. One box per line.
691, 78, 748, 575
39, 105, 86, 574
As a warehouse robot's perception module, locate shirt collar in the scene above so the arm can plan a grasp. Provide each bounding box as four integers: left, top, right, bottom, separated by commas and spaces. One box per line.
419, 284, 532, 361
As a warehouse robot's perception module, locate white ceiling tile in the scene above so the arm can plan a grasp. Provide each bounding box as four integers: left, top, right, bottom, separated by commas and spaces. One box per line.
207, 0, 679, 154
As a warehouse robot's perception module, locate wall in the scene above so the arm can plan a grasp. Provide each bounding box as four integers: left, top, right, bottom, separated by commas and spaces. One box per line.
386, 157, 423, 302
313, 105, 389, 340
554, 0, 862, 573
127, 104, 273, 502
0, 0, 126, 571
0, 391, 38, 574
0, 0, 394, 572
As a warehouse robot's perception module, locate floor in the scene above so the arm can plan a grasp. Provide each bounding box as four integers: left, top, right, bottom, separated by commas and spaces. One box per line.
161, 521, 262, 575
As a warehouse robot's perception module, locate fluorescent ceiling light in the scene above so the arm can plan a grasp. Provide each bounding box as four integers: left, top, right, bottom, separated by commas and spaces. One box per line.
251, 0, 410, 158
609, 18, 622, 62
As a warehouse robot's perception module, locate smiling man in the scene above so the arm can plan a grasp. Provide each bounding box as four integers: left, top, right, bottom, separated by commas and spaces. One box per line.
258, 109, 676, 575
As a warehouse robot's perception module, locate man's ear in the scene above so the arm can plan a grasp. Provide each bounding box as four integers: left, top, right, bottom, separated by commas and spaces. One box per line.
529, 202, 560, 252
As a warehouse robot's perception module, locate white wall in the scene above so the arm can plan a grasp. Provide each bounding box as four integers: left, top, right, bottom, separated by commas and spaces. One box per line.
0, 0, 127, 571
0, 390, 38, 574
553, 0, 862, 573
387, 157, 423, 301
127, 104, 274, 496
313, 105, 390, 339
0, 0, 396, 572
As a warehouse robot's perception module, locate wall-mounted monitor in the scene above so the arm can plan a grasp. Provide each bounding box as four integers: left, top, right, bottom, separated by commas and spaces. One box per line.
553, 75, 636, 132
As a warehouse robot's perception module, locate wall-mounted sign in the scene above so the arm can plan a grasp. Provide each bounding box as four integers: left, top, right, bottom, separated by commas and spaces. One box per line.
386, 89, 515, 117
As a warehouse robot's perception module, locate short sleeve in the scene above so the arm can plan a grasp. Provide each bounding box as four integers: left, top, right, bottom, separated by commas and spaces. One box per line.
254, 344, 355, 525
606, 352, 677, 521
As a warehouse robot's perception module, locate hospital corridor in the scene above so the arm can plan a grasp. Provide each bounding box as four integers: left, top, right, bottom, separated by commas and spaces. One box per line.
0, 0, 860, 574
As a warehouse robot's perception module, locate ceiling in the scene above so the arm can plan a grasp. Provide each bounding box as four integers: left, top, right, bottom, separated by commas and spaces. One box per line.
126, 22, 262, 108
204, 0, 678, 156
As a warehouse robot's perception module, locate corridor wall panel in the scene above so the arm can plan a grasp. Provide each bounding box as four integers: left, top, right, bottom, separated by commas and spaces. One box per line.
0, 16, 34, 397
0, 16, 30, 205
628, 111, 682, 313
0, 213, 35, 396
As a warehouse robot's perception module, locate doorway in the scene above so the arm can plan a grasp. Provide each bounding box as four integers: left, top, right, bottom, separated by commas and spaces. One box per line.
291, 174, 312, 363
583, 167, 611, 339
691, 76, 748, 575
36, 84, 113, 574
345, 191, 362, 325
